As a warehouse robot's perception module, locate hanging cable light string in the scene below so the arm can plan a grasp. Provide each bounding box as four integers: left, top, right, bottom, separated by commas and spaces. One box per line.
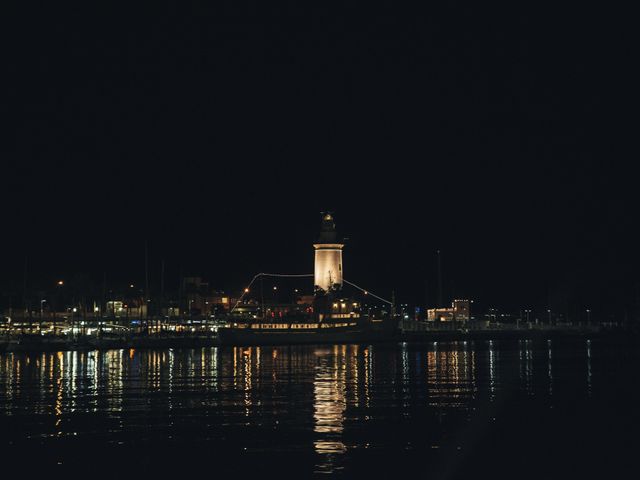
343, 279, 392, 305
230, 273, 314, 313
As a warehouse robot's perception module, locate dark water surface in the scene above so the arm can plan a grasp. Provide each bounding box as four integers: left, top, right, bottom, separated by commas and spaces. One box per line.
1, 338, 638, 478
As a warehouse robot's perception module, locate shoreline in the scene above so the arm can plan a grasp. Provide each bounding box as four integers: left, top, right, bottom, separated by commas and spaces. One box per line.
0, 327, 633, 353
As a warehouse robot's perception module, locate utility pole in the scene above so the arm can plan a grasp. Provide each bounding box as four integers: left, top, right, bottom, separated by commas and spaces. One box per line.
178, 263, 183, 322
160, 259, 165, 333
100, 271, 106, 335
23, 256, 29, 330
424, 275, 429, 322
160, 259, 165, 296
260, 275, 265, 320
144, 240, 149, 332
436, 250, 443, 308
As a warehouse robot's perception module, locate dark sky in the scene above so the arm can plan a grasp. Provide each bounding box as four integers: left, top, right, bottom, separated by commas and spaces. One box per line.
3, 2, 636, 317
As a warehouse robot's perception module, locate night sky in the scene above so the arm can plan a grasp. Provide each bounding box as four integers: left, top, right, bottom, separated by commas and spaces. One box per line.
3, 3, 636, 317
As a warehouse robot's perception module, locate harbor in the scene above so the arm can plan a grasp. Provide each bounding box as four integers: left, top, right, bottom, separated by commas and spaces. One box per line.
0, 316, 622, 353
4, 3, 634, 476
2, 214, 632, 353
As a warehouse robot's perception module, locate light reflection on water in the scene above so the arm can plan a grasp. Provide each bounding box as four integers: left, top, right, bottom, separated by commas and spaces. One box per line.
313, 346, 347, 473
0, 340, 606, 473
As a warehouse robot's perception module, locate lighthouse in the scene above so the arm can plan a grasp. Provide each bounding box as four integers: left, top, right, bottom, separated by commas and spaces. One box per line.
313, 213, 344, 293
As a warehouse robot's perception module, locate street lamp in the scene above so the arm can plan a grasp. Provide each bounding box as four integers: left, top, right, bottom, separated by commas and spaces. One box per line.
272, 286, 278, 312
40, 299, 46, 329
586, 309, 591, 325
54, 281, 65, 332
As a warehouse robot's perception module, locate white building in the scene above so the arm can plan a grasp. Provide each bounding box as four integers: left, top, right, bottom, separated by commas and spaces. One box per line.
313, 213, 344, 292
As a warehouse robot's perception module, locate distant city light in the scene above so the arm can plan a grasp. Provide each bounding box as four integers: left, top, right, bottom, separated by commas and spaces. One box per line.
57, 280, 64, 286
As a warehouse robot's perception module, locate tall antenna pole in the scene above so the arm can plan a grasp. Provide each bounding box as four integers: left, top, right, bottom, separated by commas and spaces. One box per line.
144, 240, 149, 326
260, 275, 265, 320
101, 271, 106, 334
23, 255, 28, 314
144, 241, 149, 301
178, 263, 183, 318
437, 249, 443, 308
160, 259, 165, 332
425, 274, 429, 315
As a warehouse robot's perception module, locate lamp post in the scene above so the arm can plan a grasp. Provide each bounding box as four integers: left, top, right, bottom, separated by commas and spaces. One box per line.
55, 280, 64, 334
40, 299, 46, 331
272, 286, 278, 320
586, 309, 591, 326
72, 306, 78, 336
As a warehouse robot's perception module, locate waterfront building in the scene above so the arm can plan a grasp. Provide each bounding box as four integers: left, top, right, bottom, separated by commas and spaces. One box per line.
427, 299, 471, 322
106, 299, 147, 318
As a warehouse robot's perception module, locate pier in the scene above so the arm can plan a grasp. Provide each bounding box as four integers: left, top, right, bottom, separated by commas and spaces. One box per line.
0, 314, 627, 352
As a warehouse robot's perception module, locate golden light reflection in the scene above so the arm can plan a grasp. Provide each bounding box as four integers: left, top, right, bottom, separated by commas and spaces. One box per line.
243, 347, 253, 395
0, 338, 604, 473
105, 349, 124, 413
401, 342, 410, 408
203, 347, 219, 392
233, 347, 239, 389
313, 347, 347, 461
350, 344, 359, 405
363, 346, 371, 408
489, 340, 497, 401
427, 342, 474, 408
55, 352, 63, 435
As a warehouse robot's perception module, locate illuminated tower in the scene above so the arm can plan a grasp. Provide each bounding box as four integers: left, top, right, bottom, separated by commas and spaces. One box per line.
313, 213, 344, 293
